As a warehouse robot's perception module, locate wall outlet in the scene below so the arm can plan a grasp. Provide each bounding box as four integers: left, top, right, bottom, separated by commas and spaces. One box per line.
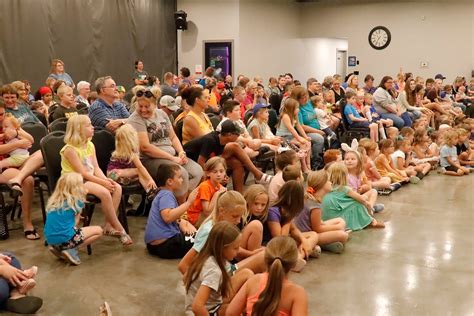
420, 61, 429, 68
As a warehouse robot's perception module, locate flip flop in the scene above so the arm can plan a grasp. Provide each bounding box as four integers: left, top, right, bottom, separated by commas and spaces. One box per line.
5, 296, 43, 314
24, 228, 40, 240
255, 173, 273, 185
7, 181, 23, 197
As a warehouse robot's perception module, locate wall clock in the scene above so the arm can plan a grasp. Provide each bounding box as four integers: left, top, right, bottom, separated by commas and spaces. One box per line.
368, 26, 391, 50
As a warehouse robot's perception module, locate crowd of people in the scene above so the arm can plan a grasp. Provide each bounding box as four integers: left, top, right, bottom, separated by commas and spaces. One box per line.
0, 58, 473, 314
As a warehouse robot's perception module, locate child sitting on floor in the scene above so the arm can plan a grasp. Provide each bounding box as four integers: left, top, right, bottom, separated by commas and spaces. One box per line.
375, 139, 410, 184
392, 137, 431, 182
268, 149, 298, 205
439, 129, 470, 176
44, 173, 103, 265
187, 157, 227, 228
144, 164, 199, 259
412, 128, 439, 166
456, 128, 474, 166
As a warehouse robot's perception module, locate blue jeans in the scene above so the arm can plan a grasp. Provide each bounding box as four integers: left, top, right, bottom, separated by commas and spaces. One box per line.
379, 113, 405, 129
0, 252, 21, 305
307, 133, 325, 170
400, 112, 412, 127
408, 110, 422, 121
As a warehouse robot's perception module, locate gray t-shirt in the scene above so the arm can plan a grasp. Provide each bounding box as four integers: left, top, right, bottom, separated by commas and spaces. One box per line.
440, 145, 458, 168
127, 109, 176, 158
294, 199, 321, 232
185, 256, 223, 315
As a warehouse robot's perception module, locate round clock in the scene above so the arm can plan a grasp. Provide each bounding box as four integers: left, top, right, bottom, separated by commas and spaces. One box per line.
368, 26, 391, 50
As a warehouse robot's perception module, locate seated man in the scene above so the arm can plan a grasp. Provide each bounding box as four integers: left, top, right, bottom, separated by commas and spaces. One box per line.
88, 76, 129, 133
184, 120, 272, 193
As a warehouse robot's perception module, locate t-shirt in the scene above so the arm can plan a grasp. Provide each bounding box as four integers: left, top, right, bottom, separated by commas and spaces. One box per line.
440, 145, 458, 168
48, 72, 74, 87
89, 98, 130, 130
192, 220, 214, 252
185, 256, 223, 316
263, 206, 284, 243
332, 88, 345, 103
456, 142, 469, 155
160, 84, 177, 97
60, 141, 95, 175
343, 103, 361, 125
314, 108, 329, 129
390, 150, 405, 169
247, 119, 273, 139
144, 189, 180, 244
216, 117, 248, 137
184, 132, 225, 162
6, 104, 40, 124
298, 101, 321, 130
44, 200, 85, 245
187, 179, 222, 226
426, 88, 439, 102
127, 109, 176, 158
133, 70, 148, 82
268, 172, 284, 206
51, 105, 78, 121
294, 200, 320, 233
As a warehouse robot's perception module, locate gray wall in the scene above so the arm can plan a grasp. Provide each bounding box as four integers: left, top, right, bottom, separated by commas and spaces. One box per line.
0, 0, 177, 90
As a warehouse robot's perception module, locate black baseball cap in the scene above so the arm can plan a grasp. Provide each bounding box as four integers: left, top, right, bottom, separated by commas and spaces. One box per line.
219, 120, 241, 135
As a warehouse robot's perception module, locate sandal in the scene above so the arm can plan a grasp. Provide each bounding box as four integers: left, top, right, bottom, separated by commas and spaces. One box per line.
7, 181, 23, 197
119, 233, 133, 246
255, 173, 273, 185
103, 228, 122, 238
24, 229, 40, 240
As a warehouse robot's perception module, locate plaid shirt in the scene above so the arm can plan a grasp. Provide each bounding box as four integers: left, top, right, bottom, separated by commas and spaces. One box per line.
89, 98, 129, 129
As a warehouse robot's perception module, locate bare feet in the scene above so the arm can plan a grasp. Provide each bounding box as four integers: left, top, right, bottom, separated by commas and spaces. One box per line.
370, 219, 385, 228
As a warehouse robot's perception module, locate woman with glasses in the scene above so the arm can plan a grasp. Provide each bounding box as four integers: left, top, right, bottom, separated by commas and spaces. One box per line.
127, 87, 203, 202
182, 86, 214, 144
373, 76, 408, 129
47, 59, 74, 88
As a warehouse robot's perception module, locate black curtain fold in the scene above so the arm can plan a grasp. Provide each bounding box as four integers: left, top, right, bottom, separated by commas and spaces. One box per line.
0, 0, 177, 90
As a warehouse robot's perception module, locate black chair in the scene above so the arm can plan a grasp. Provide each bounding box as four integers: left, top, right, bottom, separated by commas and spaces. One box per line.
40, 131, 98, 254
49, 117, 68, 132
339, 99, 369, 143
77, 107, 88, 115
175, 119, 184, 143
243, 110, 253, 126
32, 111, 48, 127
47, 104, 58, 123
0, 184, 19, 240
91, 129, 146, 233
209, 115, 221, 130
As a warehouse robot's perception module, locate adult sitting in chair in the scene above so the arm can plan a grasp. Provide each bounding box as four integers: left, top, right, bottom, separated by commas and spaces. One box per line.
184, 120, 273, 193
127, 89, 203, 202
181, 86, 214, 145
89, 76, 129, 134
1, 84, 41, 125
373, 76, 408, 129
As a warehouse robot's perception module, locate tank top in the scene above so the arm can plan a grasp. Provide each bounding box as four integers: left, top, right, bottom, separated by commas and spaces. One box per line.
182, 110, 214, 144
245, 273, 291, 316
60, 141, 95, 175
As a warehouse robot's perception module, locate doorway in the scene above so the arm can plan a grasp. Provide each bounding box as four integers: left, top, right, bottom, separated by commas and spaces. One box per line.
203, 41, 233, 80
336, 50, 347, 79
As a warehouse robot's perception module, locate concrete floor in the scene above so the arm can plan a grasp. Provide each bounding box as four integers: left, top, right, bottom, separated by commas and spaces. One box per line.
1, 173, 473, 315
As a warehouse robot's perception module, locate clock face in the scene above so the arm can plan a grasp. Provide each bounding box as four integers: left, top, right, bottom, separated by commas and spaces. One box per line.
368, 26, 391, 50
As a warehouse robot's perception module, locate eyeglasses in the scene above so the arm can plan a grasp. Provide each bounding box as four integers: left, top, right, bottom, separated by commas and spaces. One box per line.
103, 84, 117, 89
136, 90, 154, 98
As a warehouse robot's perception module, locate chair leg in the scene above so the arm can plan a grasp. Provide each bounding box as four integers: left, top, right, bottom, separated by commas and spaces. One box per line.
119, 195, 129, 234
38, 184, 46, 225
83, 203, 95, 255
0, 193, 9, 240
10, 196, 19, 221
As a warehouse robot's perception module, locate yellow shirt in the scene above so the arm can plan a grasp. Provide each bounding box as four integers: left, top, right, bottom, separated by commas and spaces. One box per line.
182, 111, 214, 144
60, 141, 95, 175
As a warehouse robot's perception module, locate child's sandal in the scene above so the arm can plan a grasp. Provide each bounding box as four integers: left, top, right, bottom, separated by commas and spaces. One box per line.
119, 233, 133, 246
103, 228, 122, 238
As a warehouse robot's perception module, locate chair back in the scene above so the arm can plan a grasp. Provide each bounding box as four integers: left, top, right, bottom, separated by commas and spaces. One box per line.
338, 98, 351, 131
32, 111, 48, 127
209, 115, 221, 130
21, 122, 48, 154
91, 129, 115, 174
49, 117, 68, 132
40, 131, 65, 191
243, 110, 253, 126
175, 119, 184, 142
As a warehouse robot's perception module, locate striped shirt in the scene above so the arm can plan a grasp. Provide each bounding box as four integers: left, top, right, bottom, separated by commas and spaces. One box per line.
88, 98, 129, 129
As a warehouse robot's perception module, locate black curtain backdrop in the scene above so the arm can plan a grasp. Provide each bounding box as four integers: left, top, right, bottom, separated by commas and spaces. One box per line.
0, 0, 177, 90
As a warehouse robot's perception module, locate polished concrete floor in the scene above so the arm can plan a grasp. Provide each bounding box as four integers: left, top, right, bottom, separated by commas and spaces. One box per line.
1, 173, 473, 315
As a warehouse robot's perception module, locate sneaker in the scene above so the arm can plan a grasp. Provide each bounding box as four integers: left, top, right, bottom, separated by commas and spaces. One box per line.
48, 246, 65, 260
373, 203, 385, 213
437, 167, 446, 174
377, 188, 392, 196
409, 176, 420, 184
321, 242, 344, 254
309, 245, 322, 258
390, 183, 402, 191
61, 248, 81, 265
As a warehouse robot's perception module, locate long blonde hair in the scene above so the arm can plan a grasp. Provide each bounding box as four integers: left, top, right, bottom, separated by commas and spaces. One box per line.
243, 184, 269, 224
327, 162, 348, 190
112, 124, 139, 163
46, 173, 87, 214
251, 237, 298, 316
305, 170, 329, 200
64, 115, 92, 147
208, 190, 246, 223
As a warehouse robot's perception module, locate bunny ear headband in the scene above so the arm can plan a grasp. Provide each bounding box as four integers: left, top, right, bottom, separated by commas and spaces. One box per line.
341, 138, 359, 153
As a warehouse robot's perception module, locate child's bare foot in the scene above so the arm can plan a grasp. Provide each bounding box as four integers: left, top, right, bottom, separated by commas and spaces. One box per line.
370, 219, 385, 228
23, 266, 38, 279
18, 278, 36, 295
100, 301, 112, 316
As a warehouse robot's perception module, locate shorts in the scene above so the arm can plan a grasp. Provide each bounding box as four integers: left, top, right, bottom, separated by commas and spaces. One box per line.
55, 228, 84, 250
7, 154, 29, 167
146, 233, 194, 259
444, 165, 460, 173
349, 121, 370, 128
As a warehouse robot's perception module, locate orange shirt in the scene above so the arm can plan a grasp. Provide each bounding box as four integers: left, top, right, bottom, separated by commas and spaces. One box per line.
187, 179, 222, 225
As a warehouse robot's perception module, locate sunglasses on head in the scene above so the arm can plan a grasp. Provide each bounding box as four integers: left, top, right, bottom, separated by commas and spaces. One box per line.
136, 90, 154, 98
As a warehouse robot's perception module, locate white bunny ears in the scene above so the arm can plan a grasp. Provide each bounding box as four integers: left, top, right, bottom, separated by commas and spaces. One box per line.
341, 138, 359, 154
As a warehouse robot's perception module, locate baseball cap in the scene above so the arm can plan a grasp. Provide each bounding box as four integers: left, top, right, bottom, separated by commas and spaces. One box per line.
434, 74, 446, 80
219, 120, 242, 135
252, 103, 269, 117
159, 95, 179, 111
117, 85, 126, 93
217, 82, 225, 89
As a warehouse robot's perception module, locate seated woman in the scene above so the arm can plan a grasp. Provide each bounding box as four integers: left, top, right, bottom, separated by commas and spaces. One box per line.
1, 84, 40, 124
373, 76, 410, 129
184, 120, 273, 193
181, 86, 214, 145
47, 59, 74, 88
50, 84, 78, 122
127, 87, 203, 202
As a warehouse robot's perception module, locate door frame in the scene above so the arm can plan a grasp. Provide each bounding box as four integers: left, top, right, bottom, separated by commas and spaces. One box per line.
203, 40, 234, 78
336, 49, 347, 79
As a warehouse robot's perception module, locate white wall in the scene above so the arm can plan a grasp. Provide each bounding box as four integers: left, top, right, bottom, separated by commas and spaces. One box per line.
299, 1, 474, 83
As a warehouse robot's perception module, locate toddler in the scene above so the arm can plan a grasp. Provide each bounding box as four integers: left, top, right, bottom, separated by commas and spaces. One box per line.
0, 114, 32, 169
439, 129, 469, 176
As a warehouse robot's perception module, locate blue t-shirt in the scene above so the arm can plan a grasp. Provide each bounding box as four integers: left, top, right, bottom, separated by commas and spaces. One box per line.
440, 145, 458, 168
44, 200, 84, 245
263, 206, 284, 243
298, 101, 321, 130
343, 103, 361, 125
144, 189, 181, 244
192, 220, 214, 253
